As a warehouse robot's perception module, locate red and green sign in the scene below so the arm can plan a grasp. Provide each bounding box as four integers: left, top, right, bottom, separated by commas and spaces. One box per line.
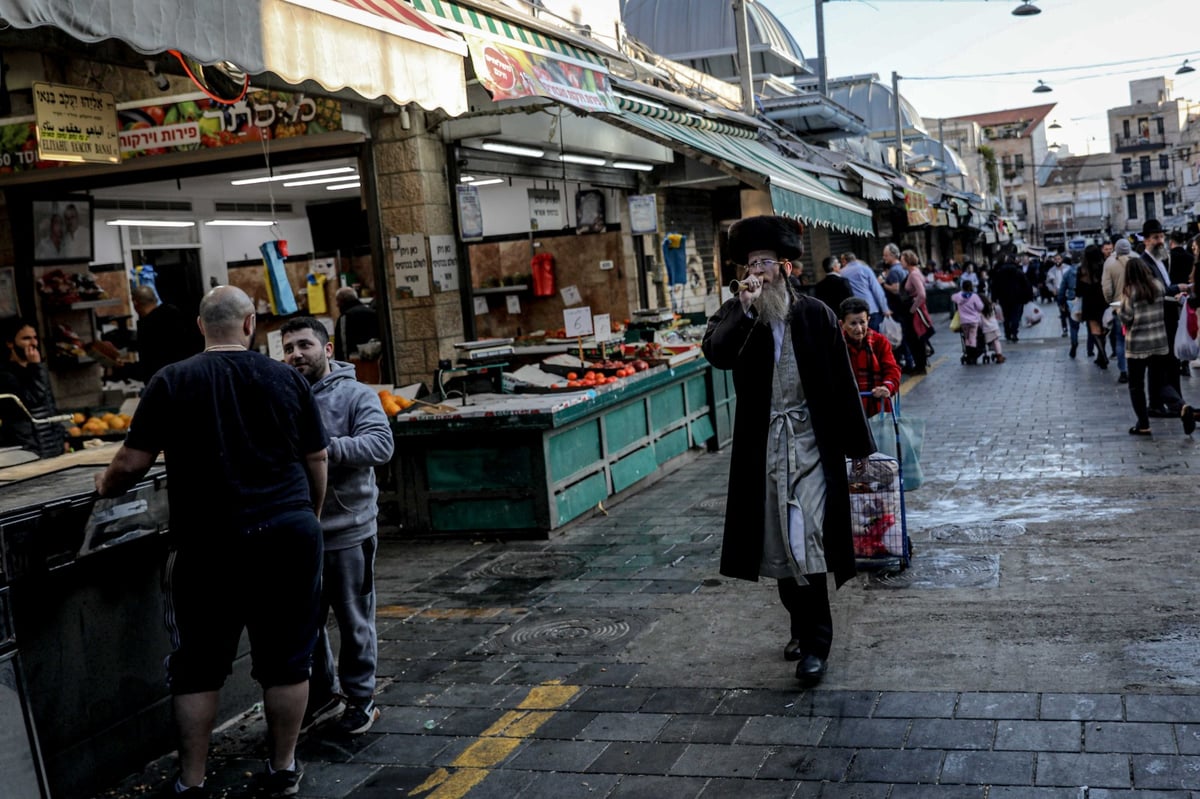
0, 89, 344, 175
467, 35, 617, 113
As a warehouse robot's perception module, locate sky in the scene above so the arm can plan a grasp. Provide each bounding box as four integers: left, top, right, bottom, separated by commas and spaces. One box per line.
771, 0, 1200, 160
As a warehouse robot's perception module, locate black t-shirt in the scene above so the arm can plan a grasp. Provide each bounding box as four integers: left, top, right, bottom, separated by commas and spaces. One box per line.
124, 350, 329, 532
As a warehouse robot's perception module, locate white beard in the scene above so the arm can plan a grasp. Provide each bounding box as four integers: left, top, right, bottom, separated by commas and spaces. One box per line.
1150, 243, 1168, 262
753, 278, 791, 324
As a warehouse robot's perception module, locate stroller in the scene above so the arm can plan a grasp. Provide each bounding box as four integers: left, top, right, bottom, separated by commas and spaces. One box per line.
959, 323, 991, 365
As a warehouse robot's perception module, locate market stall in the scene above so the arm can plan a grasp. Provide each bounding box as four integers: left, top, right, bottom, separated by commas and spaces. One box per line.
390, 355, 725, 537
0, 446, 256, 799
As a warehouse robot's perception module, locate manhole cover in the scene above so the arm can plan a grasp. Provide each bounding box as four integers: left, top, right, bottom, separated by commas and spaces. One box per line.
692, 496, 727, 514
473, 553, 585, 580
499, 613, 643, 654
865, 551, 1000, 590
926, 522, 1026, 543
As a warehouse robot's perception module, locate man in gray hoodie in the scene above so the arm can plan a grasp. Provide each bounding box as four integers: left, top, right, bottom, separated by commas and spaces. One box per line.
281, 317, 394, 736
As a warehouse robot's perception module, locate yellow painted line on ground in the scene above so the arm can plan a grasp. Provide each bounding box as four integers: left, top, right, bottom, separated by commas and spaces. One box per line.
407, 680, 582, 799
899, 354, 947, 396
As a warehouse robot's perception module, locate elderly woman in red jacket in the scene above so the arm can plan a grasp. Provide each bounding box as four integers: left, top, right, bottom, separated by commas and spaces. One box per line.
838, 296, 901, 417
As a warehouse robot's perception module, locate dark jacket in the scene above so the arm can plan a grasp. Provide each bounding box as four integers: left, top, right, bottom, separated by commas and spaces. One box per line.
1143, 251, 1182, 347
812, 273, 853, 315
137, 302, 201, 381
992, 263, 1032, 307
702, 293, 876, 588
0, 360, 66, 458
334, 301, 381, 362
1169, 245, 1194, 287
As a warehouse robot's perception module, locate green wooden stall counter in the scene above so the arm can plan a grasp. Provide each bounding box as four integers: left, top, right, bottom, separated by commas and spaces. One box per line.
388, 358, 732, 537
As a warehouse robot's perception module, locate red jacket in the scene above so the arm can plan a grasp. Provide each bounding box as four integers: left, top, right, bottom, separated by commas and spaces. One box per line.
846, 330, 900, 416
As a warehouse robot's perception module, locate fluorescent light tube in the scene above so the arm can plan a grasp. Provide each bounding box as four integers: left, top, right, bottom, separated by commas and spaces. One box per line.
204, 220, 277, 227
231, 166, 355, 186
282, 174, 360, 187
558, 153, 606, 166
459, 175, 476, 183
612, 160, 654, 171
479, 141, 545, 158
105, 219, 196, 227
325, 181, 362, 191
467, 178, 504, 187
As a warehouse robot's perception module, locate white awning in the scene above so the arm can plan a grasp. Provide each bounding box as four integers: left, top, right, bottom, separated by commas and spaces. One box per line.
844, 163, 893, 203
0, 0, 469, 115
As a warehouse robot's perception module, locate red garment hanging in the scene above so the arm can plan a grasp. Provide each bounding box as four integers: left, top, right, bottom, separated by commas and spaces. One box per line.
532, 251, 556, 297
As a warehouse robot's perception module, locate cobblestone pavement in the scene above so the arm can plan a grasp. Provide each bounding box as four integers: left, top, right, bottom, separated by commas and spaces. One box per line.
102, 302, 1200, 798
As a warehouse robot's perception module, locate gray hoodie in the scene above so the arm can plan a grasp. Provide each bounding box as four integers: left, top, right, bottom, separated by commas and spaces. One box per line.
311, 360, 395, 549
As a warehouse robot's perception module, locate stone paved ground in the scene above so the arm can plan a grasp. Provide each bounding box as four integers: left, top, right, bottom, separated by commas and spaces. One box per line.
102, 302, 1200, 798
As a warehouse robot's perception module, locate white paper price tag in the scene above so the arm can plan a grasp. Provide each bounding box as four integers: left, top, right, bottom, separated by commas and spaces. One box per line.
506, 294, 521, 314
563, 306, 593, 337
473, 296, 489, 316
560, 284, 582, 305
593, 313, 611, 341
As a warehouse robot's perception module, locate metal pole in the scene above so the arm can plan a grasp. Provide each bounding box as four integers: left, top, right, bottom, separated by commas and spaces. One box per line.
732, 1, 756, 116
1029, 135, 1039, 247
892, 71, 903, 172
938, 118, 946, 188
815, 0, 827, 97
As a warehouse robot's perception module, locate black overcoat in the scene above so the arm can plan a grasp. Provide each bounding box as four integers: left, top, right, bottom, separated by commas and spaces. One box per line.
702, 292, 876, 588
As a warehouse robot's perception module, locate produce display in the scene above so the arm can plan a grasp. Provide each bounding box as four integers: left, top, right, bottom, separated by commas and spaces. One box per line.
67, 411, 131, 438
377, 390, 414, 417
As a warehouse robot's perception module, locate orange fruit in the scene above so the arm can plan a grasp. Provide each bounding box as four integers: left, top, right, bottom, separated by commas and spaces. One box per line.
67, 426, 82, 437
71, 412, 85, 424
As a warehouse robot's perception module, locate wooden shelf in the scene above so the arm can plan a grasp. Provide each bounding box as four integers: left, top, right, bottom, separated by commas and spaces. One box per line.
44, 298, 123, 311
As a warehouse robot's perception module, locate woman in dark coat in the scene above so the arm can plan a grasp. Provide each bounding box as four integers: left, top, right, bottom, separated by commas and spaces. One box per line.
1077, 244, 1109, 369
702, 215, 875, 686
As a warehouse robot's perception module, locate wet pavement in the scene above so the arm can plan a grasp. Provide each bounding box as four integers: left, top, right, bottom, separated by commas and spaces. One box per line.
101, 301, 1200, 798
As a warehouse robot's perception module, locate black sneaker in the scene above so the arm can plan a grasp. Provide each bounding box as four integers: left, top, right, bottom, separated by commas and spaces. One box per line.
300, 694, 344, 733
334, 700, 380, 736
159, 781, 210, 798
258, 761, 304, 798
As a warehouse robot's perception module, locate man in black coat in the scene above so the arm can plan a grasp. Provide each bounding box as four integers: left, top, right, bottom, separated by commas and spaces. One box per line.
992, 255, 1032, 342
1140, 219, 1187, 412
702, 215, 875, 686
812, 255, 853, 313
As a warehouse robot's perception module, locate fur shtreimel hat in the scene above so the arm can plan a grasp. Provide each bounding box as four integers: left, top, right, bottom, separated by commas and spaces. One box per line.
727, 215, 804, 264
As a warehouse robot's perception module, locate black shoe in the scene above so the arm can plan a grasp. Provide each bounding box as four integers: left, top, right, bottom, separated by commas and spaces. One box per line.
1184, 405, 1196, 436
333, 700, 380, 736
300, 694, 344, 734
159, 780, 210, 798
1096, 355, 1109, 370
784, 639, 803, 662
795, 654, 827, 686
1061, 329, 1068, 337
1069, 344, 1077, 358
1147, 407, 1172, 418
1183, 364, 1192, 377
1129, 426, 1152, 436
1118, 372, 1129, 384
258, 762, 304, 798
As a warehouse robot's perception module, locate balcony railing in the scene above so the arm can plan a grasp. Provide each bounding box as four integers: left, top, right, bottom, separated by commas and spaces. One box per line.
1115, 132, 1166, 151
1121, 166, 1172, 189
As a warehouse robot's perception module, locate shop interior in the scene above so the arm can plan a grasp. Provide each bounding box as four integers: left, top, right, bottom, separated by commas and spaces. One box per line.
30, 155, 375, 410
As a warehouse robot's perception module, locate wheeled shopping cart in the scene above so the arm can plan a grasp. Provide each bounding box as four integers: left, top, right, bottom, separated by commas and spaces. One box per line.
848, 393, 912, 572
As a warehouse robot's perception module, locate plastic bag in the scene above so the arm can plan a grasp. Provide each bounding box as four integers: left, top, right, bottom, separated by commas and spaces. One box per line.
868, 410, 926, 491
949, 310, 962, 333
1070, 295, 1089, 321
1175, 310, 1200, 362
1025, 305, 1043, 327
880, 316, 904, 347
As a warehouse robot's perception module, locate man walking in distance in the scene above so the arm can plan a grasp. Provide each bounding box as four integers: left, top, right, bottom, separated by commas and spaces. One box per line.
703, 215, 875, 686
1140, 219, 1186, 416
96, 286, 328, 797
838, 251, 892, 332
281, 317, 394, 736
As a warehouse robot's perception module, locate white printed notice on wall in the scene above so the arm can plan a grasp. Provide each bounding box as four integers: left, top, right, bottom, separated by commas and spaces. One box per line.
473, 296, 489, 316
560, 284, 582, 306
429, 234, 459, 292
392, 234, 430, 299
528, 188, 563, 231
506, 295, 521, 314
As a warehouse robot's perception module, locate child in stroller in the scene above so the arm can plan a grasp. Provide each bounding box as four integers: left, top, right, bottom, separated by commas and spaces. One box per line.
951, 279, 987, 364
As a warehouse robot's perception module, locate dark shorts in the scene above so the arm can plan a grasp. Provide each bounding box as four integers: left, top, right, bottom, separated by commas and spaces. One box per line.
163, 509, 323, 694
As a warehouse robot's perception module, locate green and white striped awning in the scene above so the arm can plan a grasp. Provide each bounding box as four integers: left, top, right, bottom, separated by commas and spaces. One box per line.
408, 0, 605, 69
609, 111, 873, 236
614, 95, 755, 139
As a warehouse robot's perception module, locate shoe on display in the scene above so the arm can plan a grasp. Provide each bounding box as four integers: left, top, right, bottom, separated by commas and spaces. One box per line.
258, 761, 304, 798
334, 700, 380, 736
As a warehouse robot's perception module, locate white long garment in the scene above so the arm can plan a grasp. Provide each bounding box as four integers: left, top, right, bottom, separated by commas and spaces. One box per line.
758, 323, 828, 582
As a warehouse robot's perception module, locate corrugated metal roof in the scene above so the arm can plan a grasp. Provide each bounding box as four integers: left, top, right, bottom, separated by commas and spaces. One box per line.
621, 0, 806, 68
826, 77, 927, 136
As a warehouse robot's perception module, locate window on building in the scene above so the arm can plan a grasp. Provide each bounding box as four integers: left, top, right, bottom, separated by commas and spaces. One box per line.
1144, 192, 1155, 220
1016, 198, 1028, 217
1140, 156, 1152, 177
1014, 153, 1025, 172
1138, 118, 1150, 139
1159, 154, 1169, 170
1156, 117, 1165, 135
1123, 119, 1131, 138
1127, 194, 1138, 219
1122, 158, 1132, 173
